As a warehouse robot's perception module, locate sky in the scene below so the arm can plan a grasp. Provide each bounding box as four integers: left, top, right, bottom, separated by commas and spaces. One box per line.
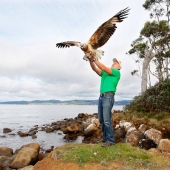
0, 0, 151, 102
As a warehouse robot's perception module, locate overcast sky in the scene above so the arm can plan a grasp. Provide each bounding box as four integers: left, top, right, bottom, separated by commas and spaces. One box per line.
0, 0, 151, 102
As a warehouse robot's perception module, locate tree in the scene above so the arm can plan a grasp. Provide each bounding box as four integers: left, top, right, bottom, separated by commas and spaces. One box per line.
143, 0, 170, 79
143, 0, 170, 23
127, 0, 170, 92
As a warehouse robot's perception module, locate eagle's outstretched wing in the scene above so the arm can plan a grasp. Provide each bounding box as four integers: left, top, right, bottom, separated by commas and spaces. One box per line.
56, 41, 82, 48
88, 7, 130, 49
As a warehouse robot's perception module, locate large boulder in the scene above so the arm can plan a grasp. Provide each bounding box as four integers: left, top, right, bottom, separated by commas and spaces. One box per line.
114, 128, 126, 143
158, 139, 170, 153
83, 117, 100, 136
144, 128, 162, 145
0, 147, 13, 157
10, 143, 40, 169
125, 131, 144, 147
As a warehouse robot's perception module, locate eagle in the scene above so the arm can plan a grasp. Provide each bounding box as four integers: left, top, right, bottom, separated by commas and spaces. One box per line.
56, 7, 130, 61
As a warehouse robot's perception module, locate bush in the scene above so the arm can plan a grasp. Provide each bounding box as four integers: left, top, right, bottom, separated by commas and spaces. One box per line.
124, 78, 170, 113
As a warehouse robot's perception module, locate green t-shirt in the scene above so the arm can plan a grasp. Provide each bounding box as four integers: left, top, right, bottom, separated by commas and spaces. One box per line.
100, 68, 121, 93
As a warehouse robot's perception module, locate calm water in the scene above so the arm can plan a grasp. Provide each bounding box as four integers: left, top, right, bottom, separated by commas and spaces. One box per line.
0, 105, 123, 150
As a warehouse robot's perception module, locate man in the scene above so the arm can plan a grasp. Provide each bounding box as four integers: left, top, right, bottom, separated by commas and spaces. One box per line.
89, 57, 121, 147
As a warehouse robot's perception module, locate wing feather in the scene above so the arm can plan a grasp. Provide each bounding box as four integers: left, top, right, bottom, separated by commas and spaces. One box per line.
56, 41, 82, 48
88, 7, 130, 49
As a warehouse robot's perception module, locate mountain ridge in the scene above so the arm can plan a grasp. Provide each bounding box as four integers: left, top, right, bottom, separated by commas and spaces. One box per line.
0, 100, 131, 105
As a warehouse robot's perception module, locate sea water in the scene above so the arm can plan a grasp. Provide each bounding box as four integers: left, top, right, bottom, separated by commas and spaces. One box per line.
0, 105, 123, 150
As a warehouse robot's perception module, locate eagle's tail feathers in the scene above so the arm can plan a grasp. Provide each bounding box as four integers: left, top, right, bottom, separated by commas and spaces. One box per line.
95, 50, 104, 60
83, 50, 104, 61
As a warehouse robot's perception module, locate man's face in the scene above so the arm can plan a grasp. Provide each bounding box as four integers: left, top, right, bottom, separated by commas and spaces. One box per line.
111, 61, 121, 70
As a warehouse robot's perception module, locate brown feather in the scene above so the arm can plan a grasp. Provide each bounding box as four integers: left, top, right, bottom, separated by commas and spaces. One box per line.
88, 7, 130, 49
56, 41, 82, 48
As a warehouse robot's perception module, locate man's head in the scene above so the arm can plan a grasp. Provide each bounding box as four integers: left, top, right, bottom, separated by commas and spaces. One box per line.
111, 58, 121, 70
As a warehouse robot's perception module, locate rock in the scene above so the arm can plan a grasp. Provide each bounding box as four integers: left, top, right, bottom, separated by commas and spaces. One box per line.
28, 130, 37, 136
8, 133, 16, 136
0, 135, 6, 138
84, 124, 98, 136
3, 128, 12, 133
114, 124, 120, 129
67, 123, 78, 132
119, 121, 133, 132
126, 127, 137, 135
64, 133, 78, 141
37, 153, 47, 161
138, 124, 147, 133
83, 117, 100, 129
40, 146, 54, 154
0, 162, 9, 170
0, 147, 13, 157
10, 143, 40, 169
45, 127, 53, 133
32, 135, 37, 139
78, 113, 85, 118
61, 128, 69, 134
78, 125, 83, 132
83, 117, 100, 136
18, 165, 34, 170
45, 146, 54, 153
144, 128, 162, 145
158, 139, 170, 153
139, 139, 157, 150
0, 155, 15, 167
18, 131, 28, 137
20, 143, 40, 151
52, 125, 60, 130
114, 128, 126, 143
41, 127, 46, 131
148, 148, 160, 154
125, 131, 144, 147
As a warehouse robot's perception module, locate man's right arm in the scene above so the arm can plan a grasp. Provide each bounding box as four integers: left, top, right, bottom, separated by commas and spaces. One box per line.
89, 60, 102, 76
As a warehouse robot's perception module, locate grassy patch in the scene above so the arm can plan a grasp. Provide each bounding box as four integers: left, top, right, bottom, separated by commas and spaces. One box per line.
52, 143, 170, 169
113, 111, 170, 127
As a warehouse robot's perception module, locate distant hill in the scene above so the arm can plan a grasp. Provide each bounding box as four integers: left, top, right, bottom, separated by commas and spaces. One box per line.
0, 100, 132, 105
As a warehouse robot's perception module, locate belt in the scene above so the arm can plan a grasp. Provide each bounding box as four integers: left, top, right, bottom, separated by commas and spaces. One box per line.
100, 91, 114, 97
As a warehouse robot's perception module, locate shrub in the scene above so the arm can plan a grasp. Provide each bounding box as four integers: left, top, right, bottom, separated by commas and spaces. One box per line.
124, 78, 170, 113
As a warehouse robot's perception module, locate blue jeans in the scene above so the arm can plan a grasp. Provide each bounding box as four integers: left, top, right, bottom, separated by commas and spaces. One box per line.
98, 93, 115, 144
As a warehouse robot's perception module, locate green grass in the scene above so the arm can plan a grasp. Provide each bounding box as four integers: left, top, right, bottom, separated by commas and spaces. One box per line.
52, 143, 170, 169
112, 111, 170, 127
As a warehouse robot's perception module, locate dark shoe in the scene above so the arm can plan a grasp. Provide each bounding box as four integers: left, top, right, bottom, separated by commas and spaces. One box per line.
97, 139, 106, 143
102, 141, 113, 147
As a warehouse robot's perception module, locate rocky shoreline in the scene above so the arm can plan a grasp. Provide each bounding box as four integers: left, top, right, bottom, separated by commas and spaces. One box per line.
0, 111, 170, 169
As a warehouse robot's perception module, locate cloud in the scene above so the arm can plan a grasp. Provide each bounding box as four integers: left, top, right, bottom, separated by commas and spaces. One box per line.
0, 0, 151, 101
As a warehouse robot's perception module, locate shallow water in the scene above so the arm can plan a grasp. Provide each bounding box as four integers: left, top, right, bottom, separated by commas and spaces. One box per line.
0, 105, 123, 150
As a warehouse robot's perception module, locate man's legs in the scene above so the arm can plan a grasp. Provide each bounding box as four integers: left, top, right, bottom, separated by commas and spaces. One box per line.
98, 93, 115, 144
102, 93, 115, 144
